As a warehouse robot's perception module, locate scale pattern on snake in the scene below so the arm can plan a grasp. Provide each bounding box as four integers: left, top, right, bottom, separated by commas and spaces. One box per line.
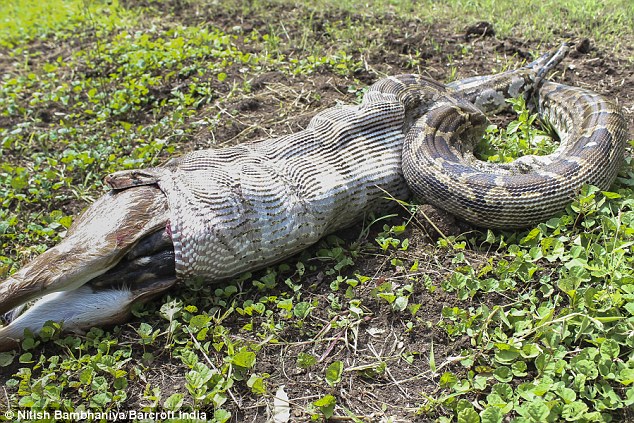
403, 80, 628, 228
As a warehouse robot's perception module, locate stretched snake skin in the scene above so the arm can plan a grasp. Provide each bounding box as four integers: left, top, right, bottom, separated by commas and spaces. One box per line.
104, 75, 444, 280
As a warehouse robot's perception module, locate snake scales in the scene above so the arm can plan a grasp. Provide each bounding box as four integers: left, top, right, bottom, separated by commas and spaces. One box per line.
0, 45, 627, 349
405, 79, 628, 228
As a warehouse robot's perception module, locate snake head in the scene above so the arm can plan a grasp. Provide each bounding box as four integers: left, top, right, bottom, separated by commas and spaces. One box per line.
530, 43, 570, 88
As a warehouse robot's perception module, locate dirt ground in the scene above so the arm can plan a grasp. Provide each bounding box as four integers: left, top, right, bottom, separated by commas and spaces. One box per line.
199, 12, 634, 149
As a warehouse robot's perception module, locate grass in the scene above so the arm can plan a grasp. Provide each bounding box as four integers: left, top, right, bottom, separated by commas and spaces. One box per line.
327, 0, 634, 55
0, 0, 633, 422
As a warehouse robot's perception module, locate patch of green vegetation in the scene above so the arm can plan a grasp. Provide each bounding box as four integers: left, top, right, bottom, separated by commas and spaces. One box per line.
426, 182, 634, 422
369, 173, 634, 422
0, 0, 138, 49
323, 0, 634, 56
0, 1, 363, 276
477, 96, 557, 163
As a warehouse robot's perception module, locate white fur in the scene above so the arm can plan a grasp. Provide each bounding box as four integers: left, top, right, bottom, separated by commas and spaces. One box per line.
0, 286, 134, 342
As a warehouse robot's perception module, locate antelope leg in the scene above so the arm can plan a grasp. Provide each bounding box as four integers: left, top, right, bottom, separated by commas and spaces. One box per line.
0, 276, 176, 351
0, 185, 169, 316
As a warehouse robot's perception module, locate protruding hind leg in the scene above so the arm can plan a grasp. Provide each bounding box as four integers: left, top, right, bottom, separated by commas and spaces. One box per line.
0, 276, 176, 351
0, 185, 169, 315
0, 185, 172, 349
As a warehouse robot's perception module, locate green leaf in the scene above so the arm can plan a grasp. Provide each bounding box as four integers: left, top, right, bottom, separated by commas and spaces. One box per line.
493, 366, 512, 383
625, 387, 634, 406
393, 295, 408, 312
79, 368, 94, 384
188, 314, 211, 330
557, 387, 577, 404
179, 348, 199, 368
511, 361, 528, 377
186, 364, 213, 389
408, 303, 421, 316
561, 401, 588, 421
314, 394, 336, 418
293, 301, 312, 319
526, 399, 550, 422
378, 292, 396, 304
601, 191, 621, 199
473, 375, 488, 390
232, 349, 256, 369
492, 383, 513, 401
19, 352, 33, 363
480, 406, 503, 423
164, 393, 184, 411
440, 371, 458, 387
224, 284, 238, 295
18, 396, 35, 407
494, 349, 519, 364
137, 322, 154, 336
114, 376, 128, 390
0, 352, 15, 367
247, 374, 267, 395
296, 352, 317, 369
277, 298, 293, 312
458, 407, 480, 423
599, 339, 620, 359
558, 265, 590, 296
325, 361, 343, 387
618, 368, 634, 386
214, 409, 231, 423
59, 215, 73, 228
520, 344, 540, 358
90, 392, 112, 407
507, 120, 521, 134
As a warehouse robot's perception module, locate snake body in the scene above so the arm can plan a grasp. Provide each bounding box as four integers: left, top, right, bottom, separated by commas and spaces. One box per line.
0, 45, 628, 349
106, 45, 627, 280
105, 75, 446, 280
404, 80, 628, 228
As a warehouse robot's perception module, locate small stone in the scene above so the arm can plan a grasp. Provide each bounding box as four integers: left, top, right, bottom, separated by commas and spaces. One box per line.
576, 38, 591, 54
465, 22, 495, 40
